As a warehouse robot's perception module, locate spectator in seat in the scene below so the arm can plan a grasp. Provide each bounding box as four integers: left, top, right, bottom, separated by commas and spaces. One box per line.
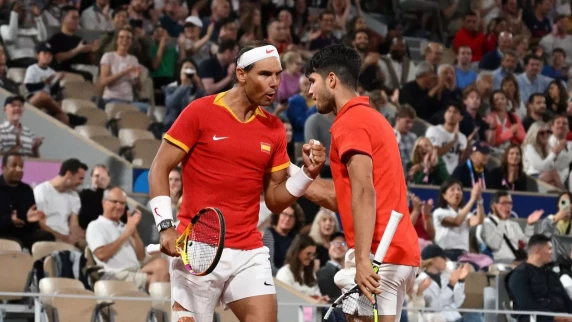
285, 76, 316, 144
407, 137, 449, 186
34, 158, 87, 247
476, 72, 494, 114
544, 81, 568, 118
411, 195, 436, 246
0, 45, 19, 94
480, 31, 515, 71
489, 144, 528, 191
163, 59, 205, 132
460, 86, 493, 144
522, 93, 550, 132
500, 74, 527, 120
426, 102, 472, 175
0, 153, 54, 250
149, 25, 178, 95
539, 15, 572, 66
433, 178, 485, 261
307, 10, 339, 51
159, 0, 184, 37
352, 29, 383, 92
507, 234, 572, 322
265, 20, 290, 54
399, 62, 442, 124
516, 54, 553, 104
394, 105, 418, 172
0, 95, 43, 157
78, 164, 113, 230
488, 90, 526, 150
277, 51, 303, 105
276, 234, 329, 302
197, 39, 237, 95
483, 17, 507, 54
177, 16, 214, 66
492, 50, 519, 90
452, 141, 492, 188
549, 115, 572, 190
417, 244, 480, 322
309, 208, 340, 268
304, 110, 334, 178
453, 12, 486, 62
80, 0, 113, 31
379, 37, 416, 92
262, 203, 305, 276
415, 42, 443, 75
522, 121, 566, 189
201, 0, 231, 42
522, 0, 553, 43
481, 191, 542, 263
542, 50, 569, 85
0, 1, 47, 68
24, 42, 69, 125
455, 46, 477, 90
86, 187, 169, 291
537, 192, 572, 260
48, 5, 100, 82
100, 26, 149, 113
316, 232, 347, 300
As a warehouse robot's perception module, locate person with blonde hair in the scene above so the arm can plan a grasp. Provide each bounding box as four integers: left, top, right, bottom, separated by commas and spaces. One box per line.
522, 121, 566, 189
407, 137, 449, 185
309, 207, 340, 268
277, 51, 303, 103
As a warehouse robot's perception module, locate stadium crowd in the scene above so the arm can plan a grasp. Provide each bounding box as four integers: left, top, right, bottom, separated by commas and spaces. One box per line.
2, 0, 572, 321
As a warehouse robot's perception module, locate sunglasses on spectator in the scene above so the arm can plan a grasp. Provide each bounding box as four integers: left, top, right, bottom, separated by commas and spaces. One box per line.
539, 130, 552, 136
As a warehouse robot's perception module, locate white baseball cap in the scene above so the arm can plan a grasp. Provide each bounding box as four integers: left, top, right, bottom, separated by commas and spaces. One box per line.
184, 16, 203, 28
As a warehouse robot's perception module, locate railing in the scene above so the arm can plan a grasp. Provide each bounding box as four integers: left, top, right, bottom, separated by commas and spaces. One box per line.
2, 291, 572, 322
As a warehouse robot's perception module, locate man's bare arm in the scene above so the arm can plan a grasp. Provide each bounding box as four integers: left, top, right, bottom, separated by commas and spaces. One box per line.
263, 169, 300, 214
347, 153, 376, 262
304, 178, 338, 213
148, 141, 187, 198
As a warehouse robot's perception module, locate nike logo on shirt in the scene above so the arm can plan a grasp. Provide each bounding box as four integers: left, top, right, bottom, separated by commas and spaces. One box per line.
213, 135, 229, 141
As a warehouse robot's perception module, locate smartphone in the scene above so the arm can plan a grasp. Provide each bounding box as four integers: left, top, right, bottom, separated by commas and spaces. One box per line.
559, 198, 570, 211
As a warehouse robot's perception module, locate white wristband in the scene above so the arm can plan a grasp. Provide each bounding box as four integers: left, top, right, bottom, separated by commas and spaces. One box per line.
149, 196, 174, 226
285, 166, 313, 197
288, 163, 301, 176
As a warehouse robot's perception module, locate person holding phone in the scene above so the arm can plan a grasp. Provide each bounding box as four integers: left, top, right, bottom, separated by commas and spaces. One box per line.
538, 192, 572, 260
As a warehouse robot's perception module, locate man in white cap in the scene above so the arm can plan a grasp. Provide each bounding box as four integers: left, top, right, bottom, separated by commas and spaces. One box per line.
177, 16, 215, 65
148, 41, 327, 322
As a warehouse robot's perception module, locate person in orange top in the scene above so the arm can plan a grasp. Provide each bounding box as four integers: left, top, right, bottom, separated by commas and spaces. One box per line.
301, 44, 420, 322
486, 90, 526, 149
147, 42, 326, 322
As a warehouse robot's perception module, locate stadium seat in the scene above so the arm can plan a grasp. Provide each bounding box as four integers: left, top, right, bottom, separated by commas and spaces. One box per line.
149, 282, 170, 322
118, 129, 155, 147
153, 106, 166, 123
94, 280, 139, 297
59, 72, 85, 86
62, 81, 96, 100
51, 289, 99, 322
105, 290, 152, 322
105, 102, 139, 120
31, 241, 78, 262
117, 110, 151, 130
0, 252, 33, 301
132, 138, 161, 158
39, 277, 85, 305
74, 107, 108, 127
62, 98, 98, 113
7, 67, 26, 84
411, 118, 430, 138
461, 272, 488, 309
0, 238, 23, 252
75, 125, 112, 139
91, 136, 122, 154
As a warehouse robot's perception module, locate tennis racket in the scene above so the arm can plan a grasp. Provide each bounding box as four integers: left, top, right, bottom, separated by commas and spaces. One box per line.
146, 207, 226, 276
323, 211, 403, 321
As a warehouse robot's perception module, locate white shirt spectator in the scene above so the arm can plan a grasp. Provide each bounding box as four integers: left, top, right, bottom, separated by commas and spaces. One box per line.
480, 214, 535, 262
539, 33, 572, 65
0, 11, 48, 60
433, 206, 471, 252
33, 181, 81, 235
522, 144, 557, 175
416, 271, 466, 322
86, 215, 141, 272
276, 264, 322, 297
548, 135, 572, 185
100, 52, 139, 101
426, 125, 468, 174
80, 5, 114, 31
378, 55, 416, 90
24, 63, 57, 94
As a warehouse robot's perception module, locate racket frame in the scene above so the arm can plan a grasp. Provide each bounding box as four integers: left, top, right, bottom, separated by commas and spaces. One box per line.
176, 207, 226, 276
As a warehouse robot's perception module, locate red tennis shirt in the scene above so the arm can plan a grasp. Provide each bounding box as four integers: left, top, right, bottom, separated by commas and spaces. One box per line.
164, 91, 291, 250
329, 96, 420, 267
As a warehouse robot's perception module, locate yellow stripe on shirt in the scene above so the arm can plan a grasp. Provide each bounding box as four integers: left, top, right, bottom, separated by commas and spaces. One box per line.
266, 161, 290, 173
164, 134, 190, 153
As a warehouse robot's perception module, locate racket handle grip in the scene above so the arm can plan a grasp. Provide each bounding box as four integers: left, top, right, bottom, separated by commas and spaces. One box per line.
146, 244, 161, 254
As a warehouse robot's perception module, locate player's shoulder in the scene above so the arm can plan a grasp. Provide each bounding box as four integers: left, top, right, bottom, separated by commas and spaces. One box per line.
188, 94, 219, 109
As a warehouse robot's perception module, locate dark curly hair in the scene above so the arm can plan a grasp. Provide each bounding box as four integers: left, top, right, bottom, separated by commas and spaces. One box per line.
304, 44, 362, 90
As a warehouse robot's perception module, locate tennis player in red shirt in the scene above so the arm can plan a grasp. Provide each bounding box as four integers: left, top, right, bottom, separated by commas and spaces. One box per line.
301, 44, 421, 322
147, 42, 326, 322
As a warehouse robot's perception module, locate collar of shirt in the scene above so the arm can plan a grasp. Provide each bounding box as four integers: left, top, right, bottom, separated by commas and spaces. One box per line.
334, 96, 371, 122
1, 120, 21, 133
328, 260, 342, 269
98, 215, 124, 228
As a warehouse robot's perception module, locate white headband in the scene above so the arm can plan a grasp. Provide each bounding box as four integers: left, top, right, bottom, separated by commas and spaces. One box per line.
237, 45, 281, 69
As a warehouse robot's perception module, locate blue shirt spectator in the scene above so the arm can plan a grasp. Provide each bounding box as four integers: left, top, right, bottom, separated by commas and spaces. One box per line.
287, 94, 317, 143
516, 54, 553, 103
456, 67, 477, 89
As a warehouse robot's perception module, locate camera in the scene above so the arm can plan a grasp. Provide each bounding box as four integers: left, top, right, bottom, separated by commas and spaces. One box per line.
184, 68, 195, 77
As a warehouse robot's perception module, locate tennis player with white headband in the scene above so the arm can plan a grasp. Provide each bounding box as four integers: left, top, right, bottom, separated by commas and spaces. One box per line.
147, 41, 326, 322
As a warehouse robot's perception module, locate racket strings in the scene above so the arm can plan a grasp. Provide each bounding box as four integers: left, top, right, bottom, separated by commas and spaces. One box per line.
339, 290, 377, 320
187, 209, 222, 274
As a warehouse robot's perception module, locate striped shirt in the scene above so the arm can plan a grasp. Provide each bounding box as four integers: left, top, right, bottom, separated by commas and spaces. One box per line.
0, 121, 35, 156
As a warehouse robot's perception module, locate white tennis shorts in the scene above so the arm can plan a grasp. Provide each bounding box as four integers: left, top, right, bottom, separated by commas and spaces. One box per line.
170, 246, 275, 322
334, 249, 418, 319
